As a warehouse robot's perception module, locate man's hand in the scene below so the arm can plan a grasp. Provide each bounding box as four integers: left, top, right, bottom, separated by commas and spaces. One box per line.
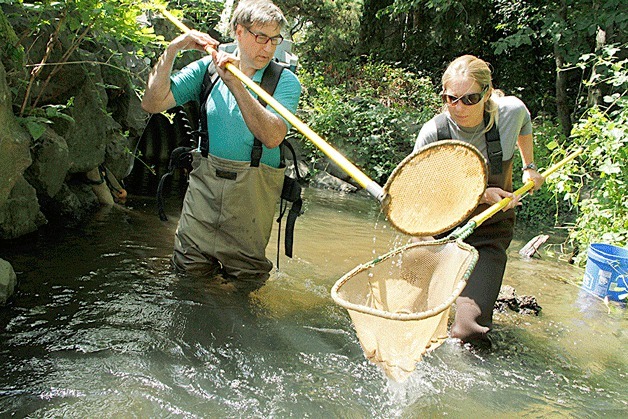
170, 30, 219, 54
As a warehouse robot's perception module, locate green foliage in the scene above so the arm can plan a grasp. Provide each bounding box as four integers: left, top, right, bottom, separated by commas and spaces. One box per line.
361, 0, 555, 117
3, 1, 164, 116
513, 118, 573, 230
19, 0, 158, 45
545, 46, 628, 264
0, 6, 24, 74
165, 0, 224, 37
277, 0, 363, 62
296, 59, 440, 183
16, 100, 75, 140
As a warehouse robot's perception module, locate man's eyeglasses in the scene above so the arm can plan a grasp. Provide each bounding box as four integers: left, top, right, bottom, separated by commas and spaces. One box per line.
441, 86, 488, 106
244, 26, 284, 46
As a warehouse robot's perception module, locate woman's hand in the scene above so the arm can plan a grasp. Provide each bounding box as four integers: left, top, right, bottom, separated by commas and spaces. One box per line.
522, 169, 544, 193
481, 187, 521, 211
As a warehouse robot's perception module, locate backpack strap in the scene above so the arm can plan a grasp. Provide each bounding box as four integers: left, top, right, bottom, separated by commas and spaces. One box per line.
484, 113, 503, 175
281, 140, 301, 257
250, 60, 285, 167
197, 60, 285, 163
434, 113, 452, 141
275, 139, 304, 266
198, 62, 219, 158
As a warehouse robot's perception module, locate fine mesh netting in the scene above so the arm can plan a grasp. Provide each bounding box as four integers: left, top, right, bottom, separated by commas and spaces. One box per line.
331, 239, 478, 382
383, 141, 487, 236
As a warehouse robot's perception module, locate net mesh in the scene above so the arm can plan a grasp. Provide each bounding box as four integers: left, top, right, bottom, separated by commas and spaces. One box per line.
332, 239, 478, 382
383, 141, 487, 236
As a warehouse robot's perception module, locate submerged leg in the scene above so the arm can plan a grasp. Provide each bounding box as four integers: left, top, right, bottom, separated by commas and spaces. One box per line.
451, 213, 514, 346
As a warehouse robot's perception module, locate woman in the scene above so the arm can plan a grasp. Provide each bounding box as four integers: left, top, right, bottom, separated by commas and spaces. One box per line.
414, 55, 544, 346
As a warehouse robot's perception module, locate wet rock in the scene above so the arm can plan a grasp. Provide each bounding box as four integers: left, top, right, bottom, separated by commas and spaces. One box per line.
43, 182, 99, 226
24, 127, 70, 198
495, 285, 542, 315
0, 258, 17, 305
0, 60, 32, 206
0, 176, 47, 239
310, 171, 358, 193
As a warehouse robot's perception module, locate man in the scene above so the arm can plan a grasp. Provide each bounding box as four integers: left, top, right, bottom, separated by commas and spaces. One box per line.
142, 0, 302, 289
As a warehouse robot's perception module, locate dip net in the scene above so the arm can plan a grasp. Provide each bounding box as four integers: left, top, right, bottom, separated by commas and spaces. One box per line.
329, 141, 486, 382
331, 238, 478, 382
332, 147, 582, 382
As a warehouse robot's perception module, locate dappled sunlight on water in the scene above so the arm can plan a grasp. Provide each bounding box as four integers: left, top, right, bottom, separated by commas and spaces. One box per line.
1, 188, 626, 417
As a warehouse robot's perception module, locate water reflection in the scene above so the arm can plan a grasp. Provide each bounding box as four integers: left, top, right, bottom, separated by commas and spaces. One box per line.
0, 188, 626, 417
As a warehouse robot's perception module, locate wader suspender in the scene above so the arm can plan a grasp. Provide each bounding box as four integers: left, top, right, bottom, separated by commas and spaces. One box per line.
198, 60, 303, 262
198, 60, 284, 164
434, 113, 503, 175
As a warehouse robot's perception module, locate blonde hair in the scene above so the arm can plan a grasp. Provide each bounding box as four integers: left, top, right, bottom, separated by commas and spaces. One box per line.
229, 0, 287, 37
441, 55, 503, 132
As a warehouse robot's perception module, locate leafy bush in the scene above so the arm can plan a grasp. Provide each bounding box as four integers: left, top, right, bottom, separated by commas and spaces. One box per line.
296, 59, 440, 184
513, 118, 574, 230
544, 45, 628, 264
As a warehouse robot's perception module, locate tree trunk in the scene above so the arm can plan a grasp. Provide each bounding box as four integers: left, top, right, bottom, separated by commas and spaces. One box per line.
586, 27, 606, 108
554, 0, 572, 136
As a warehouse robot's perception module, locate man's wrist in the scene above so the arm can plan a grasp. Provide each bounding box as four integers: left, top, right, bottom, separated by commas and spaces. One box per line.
522, 162, 538, 171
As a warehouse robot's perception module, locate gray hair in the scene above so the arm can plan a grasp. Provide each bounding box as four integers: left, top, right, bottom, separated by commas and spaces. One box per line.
442, 55, 504, 132
229, 0, 287, 36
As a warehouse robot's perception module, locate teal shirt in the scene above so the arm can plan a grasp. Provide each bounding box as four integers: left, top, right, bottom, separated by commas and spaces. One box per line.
170, 56, 301, 167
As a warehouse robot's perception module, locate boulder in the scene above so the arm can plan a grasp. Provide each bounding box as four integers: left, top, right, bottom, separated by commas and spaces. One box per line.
61, 64, 113, 173
310, 171, 358, 193
0, 258, 17, 305
0, 60, 32, 206
0, 176, 47, 240
495, 285, 542, 315
45, 182, 99, 226
25, 127, 70, 198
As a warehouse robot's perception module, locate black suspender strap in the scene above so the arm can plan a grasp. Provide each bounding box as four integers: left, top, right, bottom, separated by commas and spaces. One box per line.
484, 113, 503, 175
198, 62, 219, 158
250, 60, 284, 167
197, 60, 285, 162
276, 140, 303, 266
434, 113, 452, 140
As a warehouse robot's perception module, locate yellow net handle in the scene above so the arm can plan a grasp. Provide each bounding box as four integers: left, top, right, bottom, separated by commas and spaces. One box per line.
470, 148, 584, 228
158, 6, 385, 201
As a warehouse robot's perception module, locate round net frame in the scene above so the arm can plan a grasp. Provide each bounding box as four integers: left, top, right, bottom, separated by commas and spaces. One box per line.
383, 140, 487, 236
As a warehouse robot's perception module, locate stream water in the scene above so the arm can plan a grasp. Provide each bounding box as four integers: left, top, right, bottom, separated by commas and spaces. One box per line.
1, 187, 626, 417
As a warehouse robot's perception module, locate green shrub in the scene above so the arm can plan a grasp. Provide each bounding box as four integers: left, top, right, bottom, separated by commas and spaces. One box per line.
296, 59, 440, 184
544, 45, 628, 265
513, 118, 574, 230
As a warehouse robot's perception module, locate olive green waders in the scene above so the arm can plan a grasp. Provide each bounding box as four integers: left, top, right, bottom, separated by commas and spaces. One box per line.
173, 152, 284, 280
449, 158, 515, 345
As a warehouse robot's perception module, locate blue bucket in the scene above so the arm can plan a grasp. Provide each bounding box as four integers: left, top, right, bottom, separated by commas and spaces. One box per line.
582, 243, 628, 303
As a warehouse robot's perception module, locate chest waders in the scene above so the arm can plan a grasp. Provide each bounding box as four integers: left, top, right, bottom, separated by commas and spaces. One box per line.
172, 61, 302, 280
435, 113, 515, 345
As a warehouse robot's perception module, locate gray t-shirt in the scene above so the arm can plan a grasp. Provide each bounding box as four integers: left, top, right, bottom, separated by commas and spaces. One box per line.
414, 95, 532, 162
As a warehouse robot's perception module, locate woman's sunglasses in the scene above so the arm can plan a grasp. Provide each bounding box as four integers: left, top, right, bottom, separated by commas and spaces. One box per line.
441, 86, 488, 106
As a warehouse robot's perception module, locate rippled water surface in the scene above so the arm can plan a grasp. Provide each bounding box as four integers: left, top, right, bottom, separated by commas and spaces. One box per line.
1, 188, 626, 417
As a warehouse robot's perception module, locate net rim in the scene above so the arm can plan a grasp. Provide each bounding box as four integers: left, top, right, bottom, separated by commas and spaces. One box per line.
331, 239, 479, 321
382, 140, 488, 237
